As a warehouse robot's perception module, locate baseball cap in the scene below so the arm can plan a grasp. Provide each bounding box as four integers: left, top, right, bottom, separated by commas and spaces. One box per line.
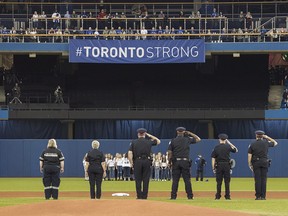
176, 127, 186, 132
218, 133, 228, 140
137, 128, 147, 133
255, 130, 265, 135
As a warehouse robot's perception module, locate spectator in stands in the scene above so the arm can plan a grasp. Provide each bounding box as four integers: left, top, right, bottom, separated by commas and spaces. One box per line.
48, 27, 55, 42
63, 28, 70, 42
51, 10, 61, 29
157, 25, 163, 40
140, 25, 148, 40
39, 11, 47, 29
70, 10, 78, 30
188, 11, 196, 28
32, 11, 39, 29
94, 27, 100, 40
158, 10, 165, 29
245, 11, 253, 29
55, 28, 63, 43
64, 10, 71, 30
163, 25, 170, 40
239, 11, 245, 29
102, 26, 109, 40
126, 27, 134, 40
109, 26, 116, 40
97, 8, 107, 30
211, 7, 218, 30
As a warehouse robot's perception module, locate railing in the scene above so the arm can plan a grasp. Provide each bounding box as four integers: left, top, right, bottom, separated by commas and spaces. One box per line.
1, 32, 288, 43
0, 1, 288, 32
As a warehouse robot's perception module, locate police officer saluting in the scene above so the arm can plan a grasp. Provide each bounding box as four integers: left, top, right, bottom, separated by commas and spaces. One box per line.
85, 140, 106, 199
39, 139, 65, 200
248, 130, 278, 200
211, 133, 238, 200
128, 128, 160, 199
167, 127, 201, 200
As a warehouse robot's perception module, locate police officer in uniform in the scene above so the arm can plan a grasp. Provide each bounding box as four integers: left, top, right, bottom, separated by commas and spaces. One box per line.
85, 140, 107, 199
128, 128, 161, 199
248, 130, 278, 200
39, 139, 65, 200
211, 133, 238, 200
167, 127, 201, 200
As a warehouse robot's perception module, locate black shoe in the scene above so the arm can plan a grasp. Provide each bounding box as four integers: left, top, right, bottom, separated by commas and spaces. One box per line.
170, 198, 176, 200
225, 197, 231, 200
261, 197, 266, 200
188, 197, 194, 200
215, 197, 220, 200
255, 197, 261, 200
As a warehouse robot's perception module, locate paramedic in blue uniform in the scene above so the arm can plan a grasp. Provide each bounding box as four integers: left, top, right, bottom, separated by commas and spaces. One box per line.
128, 128, 161, 199
167, 127, 201, 200
248, 130, 278, 200
39, 139, 65, 200
211, 133, 238, 200
85, 140, 106, 199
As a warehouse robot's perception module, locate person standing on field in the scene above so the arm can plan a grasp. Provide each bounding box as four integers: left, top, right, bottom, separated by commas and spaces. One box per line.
39, 139, 64, 200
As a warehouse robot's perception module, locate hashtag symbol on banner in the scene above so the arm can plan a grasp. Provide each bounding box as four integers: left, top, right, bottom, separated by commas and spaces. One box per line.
76, 47, 82, 56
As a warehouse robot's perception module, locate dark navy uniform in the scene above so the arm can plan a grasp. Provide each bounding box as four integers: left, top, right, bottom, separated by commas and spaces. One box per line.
195, 155, 206, 181
128, 128, 160, 199
39, 139, 64, 200
211, 133, 237, 200
167, 127, 201, 200
248, 130, 278, 200
86, 144, 106, 199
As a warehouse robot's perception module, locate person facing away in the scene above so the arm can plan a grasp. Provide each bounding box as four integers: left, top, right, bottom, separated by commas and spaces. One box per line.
39, 139, 65, 200
195, 154, 206, 181
167, 127, 201, 200
128, 128, 160, 199
248, 130, 278, 200
85, 140, 106, 199
211, 133, 238, 200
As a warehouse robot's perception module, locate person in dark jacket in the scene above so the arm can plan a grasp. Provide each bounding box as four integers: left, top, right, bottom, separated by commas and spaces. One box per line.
248, 130, 278, 200
128, 128, 160, 199
195, 154, 206, 181
85, 140, 106, 199
39, 139, 65, 200
211, 133, 238, 200
167, 127, 201, 200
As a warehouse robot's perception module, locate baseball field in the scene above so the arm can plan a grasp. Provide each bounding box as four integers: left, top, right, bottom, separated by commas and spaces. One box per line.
0, 177, 287, 216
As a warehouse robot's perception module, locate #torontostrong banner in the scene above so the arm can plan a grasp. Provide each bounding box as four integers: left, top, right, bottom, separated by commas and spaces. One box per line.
69, 39, 205, 64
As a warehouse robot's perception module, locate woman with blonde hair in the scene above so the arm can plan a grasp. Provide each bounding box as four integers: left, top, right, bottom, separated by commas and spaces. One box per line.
39, 139, 65, 200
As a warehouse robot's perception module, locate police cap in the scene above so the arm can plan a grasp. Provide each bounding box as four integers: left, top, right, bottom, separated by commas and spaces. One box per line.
255, 130, 265, 135
218, 133, 228, 140
137, 128, 147, 134
176, 127, 186, 132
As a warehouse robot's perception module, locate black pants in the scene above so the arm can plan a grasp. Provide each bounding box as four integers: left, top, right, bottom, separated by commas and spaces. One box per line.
133, 159, 151, 199
43, 165, 60, 199
215, 162, 231, 199
253, 161, 268, 199
196, 169, 204, 181
88, 165, 104, 199
171, 160, 193, 199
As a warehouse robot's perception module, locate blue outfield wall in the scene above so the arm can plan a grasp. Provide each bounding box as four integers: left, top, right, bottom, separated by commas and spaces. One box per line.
0, 139, 286, 177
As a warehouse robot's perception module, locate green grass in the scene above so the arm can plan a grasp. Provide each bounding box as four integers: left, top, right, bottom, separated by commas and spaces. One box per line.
0, 177, 288, 216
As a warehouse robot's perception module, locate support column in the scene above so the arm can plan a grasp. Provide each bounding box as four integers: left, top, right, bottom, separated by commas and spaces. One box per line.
60, 120, 74, 139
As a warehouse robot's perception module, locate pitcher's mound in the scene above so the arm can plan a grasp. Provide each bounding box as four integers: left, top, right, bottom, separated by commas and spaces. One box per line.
0, 199, 255, 216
